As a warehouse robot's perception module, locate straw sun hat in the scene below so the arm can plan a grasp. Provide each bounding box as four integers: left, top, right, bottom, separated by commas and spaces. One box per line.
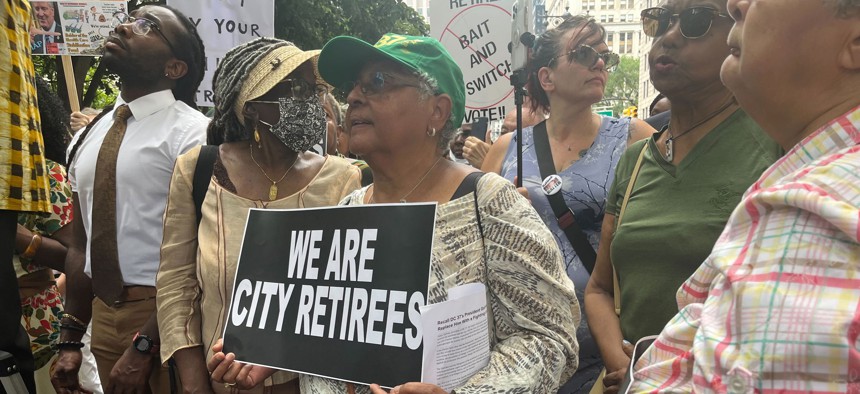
233, 44, 325, 125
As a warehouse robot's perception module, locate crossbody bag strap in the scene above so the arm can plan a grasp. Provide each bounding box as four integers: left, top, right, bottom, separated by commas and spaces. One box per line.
532, 121, 598, 274
613, 142, 649, 315
618, 143, 648, 224
192, 145, 219, 226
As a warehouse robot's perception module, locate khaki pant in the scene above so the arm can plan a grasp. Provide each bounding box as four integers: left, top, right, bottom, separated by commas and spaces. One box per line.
91, 296, 170, 393
211, 379, 299, 394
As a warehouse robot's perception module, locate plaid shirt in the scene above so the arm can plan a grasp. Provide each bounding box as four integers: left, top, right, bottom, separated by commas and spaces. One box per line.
0, 0, 50, 213
629, 105, 860, 393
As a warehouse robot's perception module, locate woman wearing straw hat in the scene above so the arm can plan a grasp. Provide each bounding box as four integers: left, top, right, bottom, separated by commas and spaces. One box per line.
206, 33, 580, 394
156, 37, 362, 394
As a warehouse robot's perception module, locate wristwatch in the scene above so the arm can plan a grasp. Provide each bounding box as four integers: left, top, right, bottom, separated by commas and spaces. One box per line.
132, 332, 159, 355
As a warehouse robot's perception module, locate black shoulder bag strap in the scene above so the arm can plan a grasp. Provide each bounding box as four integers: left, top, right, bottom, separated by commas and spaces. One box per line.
452, 171, 485, 201
192, 145, 218, 226
531, 121, 598, 274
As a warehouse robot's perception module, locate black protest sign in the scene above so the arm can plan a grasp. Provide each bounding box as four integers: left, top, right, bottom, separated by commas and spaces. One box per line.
223, 204, 436, 387
469, 117, 489, 141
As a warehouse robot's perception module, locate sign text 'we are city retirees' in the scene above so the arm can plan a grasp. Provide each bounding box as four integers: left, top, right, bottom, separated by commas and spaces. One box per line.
223, 204, 436, 388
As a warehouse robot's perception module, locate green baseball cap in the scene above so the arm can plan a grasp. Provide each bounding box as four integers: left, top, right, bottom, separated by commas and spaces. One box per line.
318, 33, 466, 128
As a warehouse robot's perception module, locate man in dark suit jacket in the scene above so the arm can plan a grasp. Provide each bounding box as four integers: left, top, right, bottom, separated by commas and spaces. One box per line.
31, 2, 63, 55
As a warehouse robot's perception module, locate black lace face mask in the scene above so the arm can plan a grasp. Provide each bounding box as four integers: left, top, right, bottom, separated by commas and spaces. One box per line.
259, 96, 326, 153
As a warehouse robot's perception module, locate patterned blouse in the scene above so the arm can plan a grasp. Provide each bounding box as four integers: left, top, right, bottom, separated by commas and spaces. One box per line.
15, 159, 72, 368
300, 173, 581, 394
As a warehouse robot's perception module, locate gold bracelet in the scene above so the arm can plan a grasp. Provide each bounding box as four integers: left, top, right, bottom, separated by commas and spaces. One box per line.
21, 233, 42, 259
61, 312, 87, 328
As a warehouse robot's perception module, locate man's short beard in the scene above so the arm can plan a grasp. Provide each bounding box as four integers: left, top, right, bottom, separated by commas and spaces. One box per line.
103, 55, 167, 87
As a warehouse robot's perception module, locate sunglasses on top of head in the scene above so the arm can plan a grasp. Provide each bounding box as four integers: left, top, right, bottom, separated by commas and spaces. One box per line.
549, 44, 620, 72
641, 7, 731, 39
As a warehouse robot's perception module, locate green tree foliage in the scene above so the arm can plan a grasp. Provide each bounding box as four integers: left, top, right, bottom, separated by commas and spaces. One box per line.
35, 0, 429, 110
277, 0, 429, 49
600, 56, 639, 116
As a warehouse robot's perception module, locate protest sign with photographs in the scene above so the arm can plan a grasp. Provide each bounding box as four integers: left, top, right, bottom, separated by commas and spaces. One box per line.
30, 1, 126, 56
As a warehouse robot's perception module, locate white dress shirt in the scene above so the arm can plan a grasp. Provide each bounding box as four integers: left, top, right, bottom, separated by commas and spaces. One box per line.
69, 90, 208, 286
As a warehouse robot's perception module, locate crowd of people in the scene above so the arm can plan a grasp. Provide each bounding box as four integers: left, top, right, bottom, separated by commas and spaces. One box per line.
0, 0, 858, 393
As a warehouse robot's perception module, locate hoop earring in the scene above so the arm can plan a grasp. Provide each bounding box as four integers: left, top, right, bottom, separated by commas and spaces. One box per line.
427, 127, 436, 137
254, 129, 262, 149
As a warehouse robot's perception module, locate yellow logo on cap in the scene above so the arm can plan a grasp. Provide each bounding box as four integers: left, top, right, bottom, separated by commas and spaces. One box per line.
376, 35, 423, 49
375, 34, 408, 48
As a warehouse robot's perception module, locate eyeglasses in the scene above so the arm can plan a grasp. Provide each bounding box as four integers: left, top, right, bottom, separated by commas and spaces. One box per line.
641, 7, 731, 39
110, 12, 177, 55
549, 45, 620, 72
248, 78, 328, 103
341, 71, 422, 97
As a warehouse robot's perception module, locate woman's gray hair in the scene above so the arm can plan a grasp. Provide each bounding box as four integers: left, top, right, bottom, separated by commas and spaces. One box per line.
324, 92, 343, 126
413, 70, 458, 151
832, 0, 860, 16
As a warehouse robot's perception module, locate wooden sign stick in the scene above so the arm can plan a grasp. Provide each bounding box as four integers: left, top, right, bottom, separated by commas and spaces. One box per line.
61, 55, 80, 113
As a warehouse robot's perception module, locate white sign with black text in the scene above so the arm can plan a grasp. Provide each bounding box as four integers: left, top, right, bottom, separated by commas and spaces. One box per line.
167, 0, 275, 106
430, 0, 516, 124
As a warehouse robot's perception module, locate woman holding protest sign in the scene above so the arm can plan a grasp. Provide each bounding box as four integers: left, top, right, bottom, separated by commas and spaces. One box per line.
480, 15, 652, 392
156, 37, 361, 394
206, 33, 580, 394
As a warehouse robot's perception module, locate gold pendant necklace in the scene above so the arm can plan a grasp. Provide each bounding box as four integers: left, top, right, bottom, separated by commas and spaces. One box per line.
249, 143, 299, 201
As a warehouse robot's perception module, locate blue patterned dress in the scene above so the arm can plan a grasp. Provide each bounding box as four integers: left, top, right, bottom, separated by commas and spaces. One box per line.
500, 117, 631, 392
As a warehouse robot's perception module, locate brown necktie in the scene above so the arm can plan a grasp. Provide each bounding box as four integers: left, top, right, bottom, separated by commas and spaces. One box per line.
90, 105, 132, 305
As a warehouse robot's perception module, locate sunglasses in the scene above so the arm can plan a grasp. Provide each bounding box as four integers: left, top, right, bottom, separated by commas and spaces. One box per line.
641, 7, 730, 39
110, 12, 177, 55
249, 79, 328, 103
549, 44, 620, 72
341, 71, 422, 97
